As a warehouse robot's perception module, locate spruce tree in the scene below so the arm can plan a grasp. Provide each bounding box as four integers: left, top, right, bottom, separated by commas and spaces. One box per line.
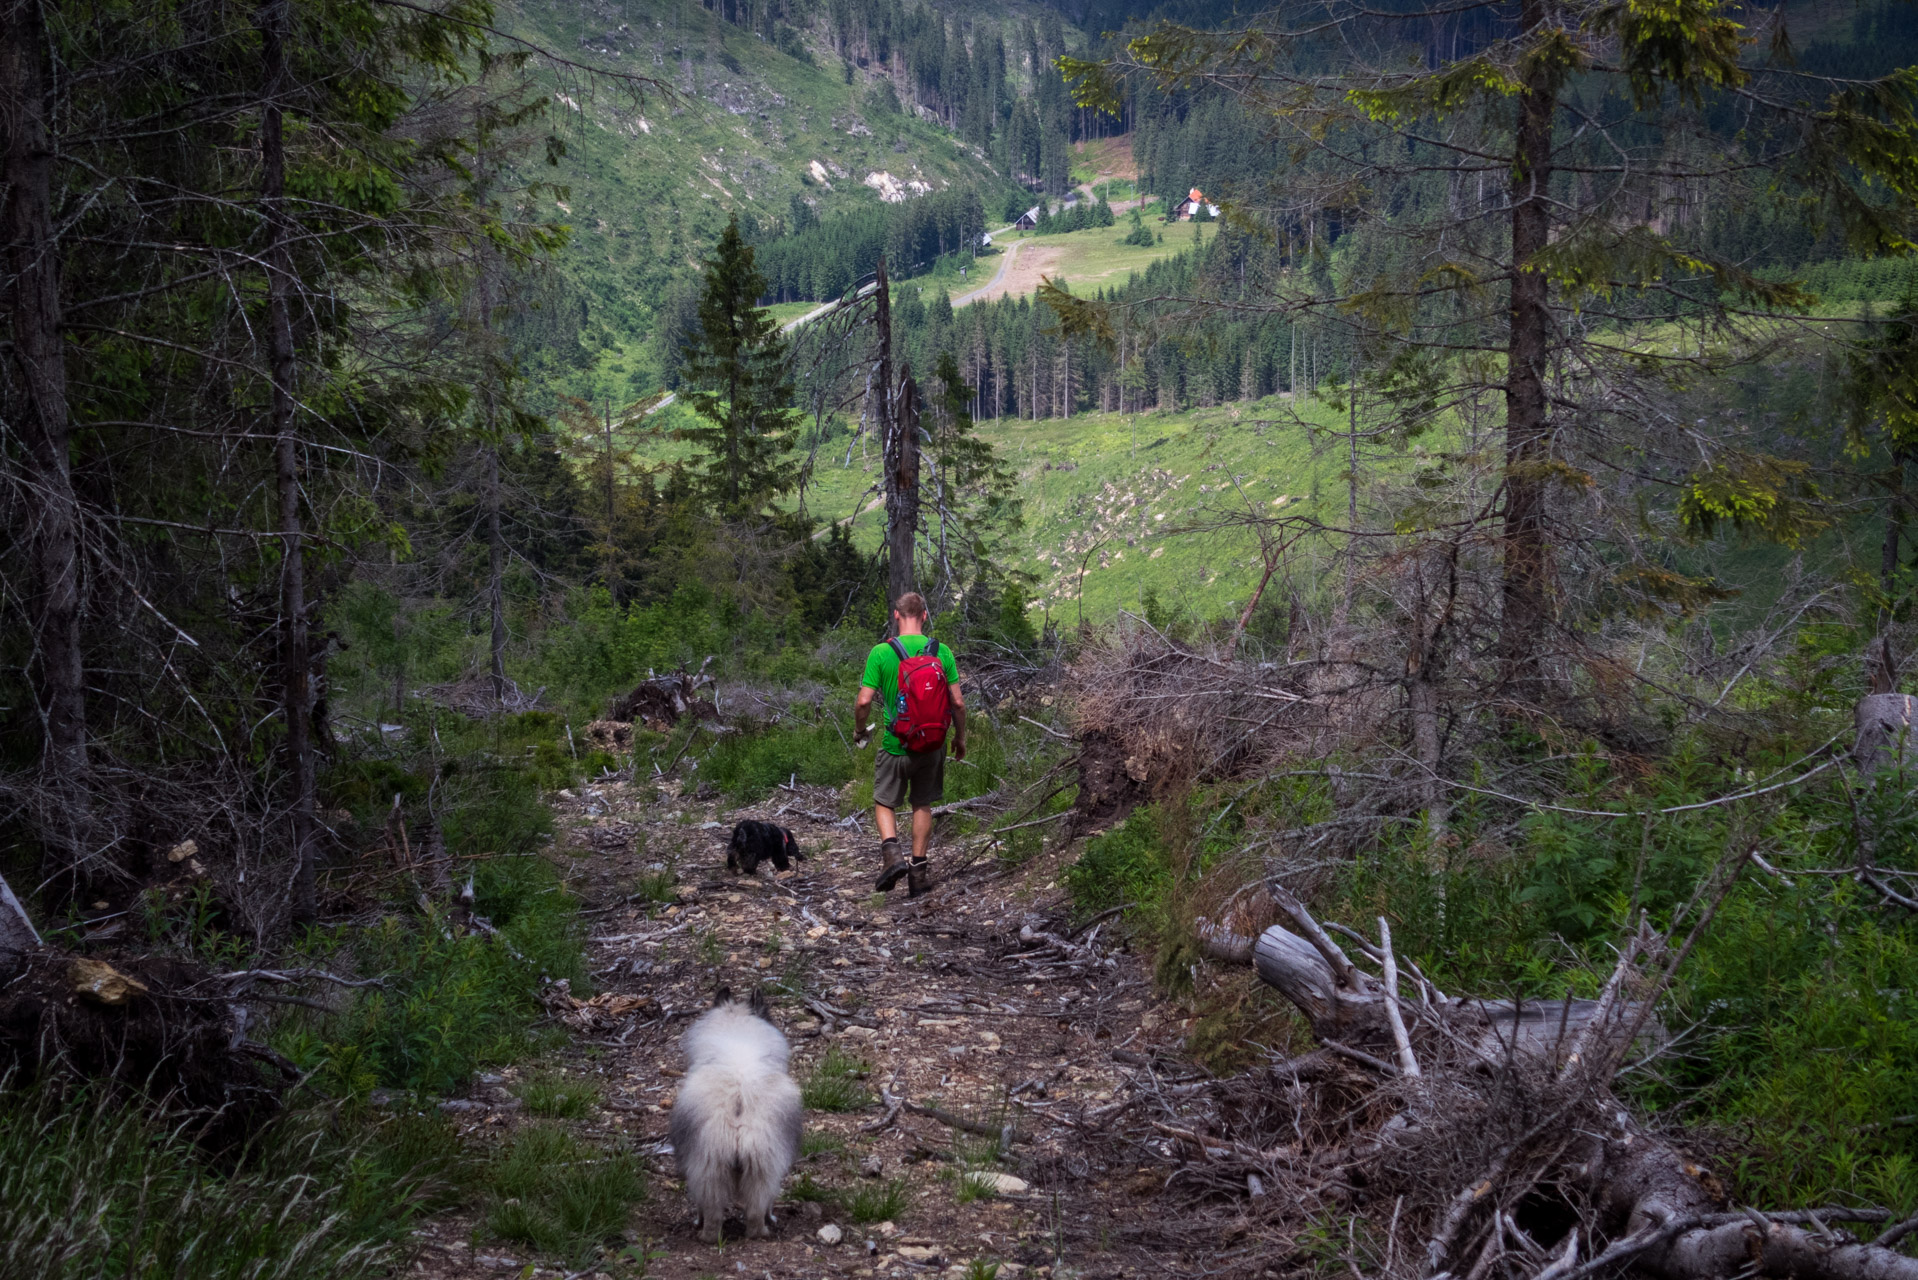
680, 217, 800, 517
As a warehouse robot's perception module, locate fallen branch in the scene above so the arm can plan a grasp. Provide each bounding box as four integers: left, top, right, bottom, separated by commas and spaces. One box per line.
901, 1096, 1022, 1143
1378, 917, 1420, 1079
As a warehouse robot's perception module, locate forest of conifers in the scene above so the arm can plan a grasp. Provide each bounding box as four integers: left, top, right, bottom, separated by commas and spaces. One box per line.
12, 0, 1918, 1277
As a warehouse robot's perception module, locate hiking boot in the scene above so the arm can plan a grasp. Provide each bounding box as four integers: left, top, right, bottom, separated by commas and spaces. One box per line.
875, 838, 910, 892
906, 859, 932, 898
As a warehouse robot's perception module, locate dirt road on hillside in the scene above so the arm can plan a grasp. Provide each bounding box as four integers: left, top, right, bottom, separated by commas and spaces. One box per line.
955, 240, 1064, 308
404, 776, 1273, 1280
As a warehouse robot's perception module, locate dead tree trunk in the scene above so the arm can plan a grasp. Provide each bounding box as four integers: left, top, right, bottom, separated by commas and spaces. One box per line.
260, 0, 317, 924
1406, 542, 1460, 831
887, 364, 920, 609
4, 0, 93, 894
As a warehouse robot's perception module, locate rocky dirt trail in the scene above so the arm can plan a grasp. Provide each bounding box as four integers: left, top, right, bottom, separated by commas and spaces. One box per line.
406, 776, 1255, 1280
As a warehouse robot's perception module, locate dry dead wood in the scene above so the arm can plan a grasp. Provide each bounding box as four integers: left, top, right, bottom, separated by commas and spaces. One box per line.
1188, 888, 1918, 1280
0, 871, 40, 962
605, 657, 717, 729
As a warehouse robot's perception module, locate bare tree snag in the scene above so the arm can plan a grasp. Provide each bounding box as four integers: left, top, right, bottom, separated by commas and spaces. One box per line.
888, 363, 920, 608
259, 0, 317, 924
4, 0, 93, 893
1855, 693, 1918, 775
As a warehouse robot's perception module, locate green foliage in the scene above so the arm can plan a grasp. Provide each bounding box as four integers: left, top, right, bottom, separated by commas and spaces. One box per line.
518, 1067, 603, 1118
485, 1125, 644, 1264
801, 1046, 874, 1112
953, 1171, 998, 1204
279, 853, 585, 1095
1035, 197, 1116, 235
1067, 805, 1175, 919
680, 217, 802, 516
1121, 204, 1156, 247
750, 187, 992, 303
695, 717, 857, 800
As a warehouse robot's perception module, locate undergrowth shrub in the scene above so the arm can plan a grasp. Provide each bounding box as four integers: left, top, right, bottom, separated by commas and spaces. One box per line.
696, 719, 856, 799
1067, 806, 1174, 920
279, 854, 584, 1095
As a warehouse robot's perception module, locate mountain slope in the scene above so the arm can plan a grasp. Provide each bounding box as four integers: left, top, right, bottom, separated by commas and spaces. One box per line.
501, 0, 1079, 399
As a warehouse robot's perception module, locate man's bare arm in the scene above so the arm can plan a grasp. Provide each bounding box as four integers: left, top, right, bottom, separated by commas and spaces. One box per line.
948, 682, 967, 760
854, 685, 876, 746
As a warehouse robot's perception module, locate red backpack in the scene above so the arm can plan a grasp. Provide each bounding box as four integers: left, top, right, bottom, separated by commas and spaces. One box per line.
888, 636, 952, 752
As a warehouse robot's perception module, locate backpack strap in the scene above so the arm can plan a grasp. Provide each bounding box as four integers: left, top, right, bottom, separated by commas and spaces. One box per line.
890, 635, 937, 662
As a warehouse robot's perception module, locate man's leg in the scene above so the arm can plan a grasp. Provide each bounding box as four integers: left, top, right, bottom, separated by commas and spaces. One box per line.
905, 748, 944, 897
874, 754, 912, 891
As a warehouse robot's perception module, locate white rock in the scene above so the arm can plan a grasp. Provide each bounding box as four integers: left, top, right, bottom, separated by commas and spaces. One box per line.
817, 1224, 843, 1246
967, 1172, 1029, 1195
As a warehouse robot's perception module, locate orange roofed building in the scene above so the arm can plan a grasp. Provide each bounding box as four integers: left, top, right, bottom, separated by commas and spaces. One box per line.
1170, 187, 1220, 221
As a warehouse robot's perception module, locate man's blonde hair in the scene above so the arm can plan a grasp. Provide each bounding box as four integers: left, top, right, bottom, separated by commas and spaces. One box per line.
892, 592, 928, 621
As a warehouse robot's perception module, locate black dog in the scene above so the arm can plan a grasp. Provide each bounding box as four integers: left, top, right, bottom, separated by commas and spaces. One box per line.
727, 820, 805, 875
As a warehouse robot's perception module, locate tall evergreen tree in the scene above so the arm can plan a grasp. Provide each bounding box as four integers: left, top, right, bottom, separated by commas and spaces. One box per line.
680, 217, 800, 516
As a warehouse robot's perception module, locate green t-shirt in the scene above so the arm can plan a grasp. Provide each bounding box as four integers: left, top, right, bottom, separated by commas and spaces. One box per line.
860, 634, 958, 756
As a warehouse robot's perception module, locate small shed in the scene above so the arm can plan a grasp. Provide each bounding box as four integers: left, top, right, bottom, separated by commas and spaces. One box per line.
1012, 205, 1043, 230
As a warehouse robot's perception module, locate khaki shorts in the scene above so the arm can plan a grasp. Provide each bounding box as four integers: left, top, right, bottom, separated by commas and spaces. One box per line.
873, 747, 945, 809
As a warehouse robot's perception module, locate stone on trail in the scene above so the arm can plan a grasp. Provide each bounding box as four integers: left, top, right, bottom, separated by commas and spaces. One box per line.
817, 1223, 843, 1245
965, 1171, 1030, 1196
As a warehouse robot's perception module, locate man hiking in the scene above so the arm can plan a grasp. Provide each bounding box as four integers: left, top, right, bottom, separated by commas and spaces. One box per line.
853, 592, 965, 897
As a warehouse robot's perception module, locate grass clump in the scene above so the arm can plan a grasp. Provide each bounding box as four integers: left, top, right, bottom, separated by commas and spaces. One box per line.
954, 1171, 997, 1205
800, 1130, 846, 1159
787, 1170, 836, 1202
844, 1177, 910, 1223
485, 1125, 644, 1264
629, 864, 679, 908
0, 1088, 447, 1279
801, 1046, 873, 1113
518, 1068, 602, 1119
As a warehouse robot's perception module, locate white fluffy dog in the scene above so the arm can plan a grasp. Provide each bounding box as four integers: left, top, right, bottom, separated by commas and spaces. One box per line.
668, 988, 802, 1243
